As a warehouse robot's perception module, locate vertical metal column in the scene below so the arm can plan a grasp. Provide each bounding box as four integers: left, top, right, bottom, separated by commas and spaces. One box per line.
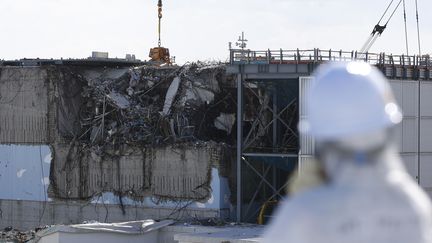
418, 80, 421, 184
236, 65, 244, 222
272, 85, 278, 188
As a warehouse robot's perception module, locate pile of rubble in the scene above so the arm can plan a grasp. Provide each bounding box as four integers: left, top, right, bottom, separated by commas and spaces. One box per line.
45, 62, 237, 201
0, 226, 46, 242
66, 62, 237, 147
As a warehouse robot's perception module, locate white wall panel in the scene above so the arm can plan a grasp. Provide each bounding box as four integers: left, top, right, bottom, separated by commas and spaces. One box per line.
0, 145, 51, 201
402, 81, 419, 117
299, 77, 314, 118
298, 155, 316, 174
390, 80, 419, 154
420, 82, 432, 117
420, 119, 432, 153
402, 118, 418, 153
419, 82, 432, 167
390, 80, 402, 102
394, 120, 403, 152
389, 80, 418, 117
420, 154, 432, 189
299, 77, 315, 155
400, 153, 418, 181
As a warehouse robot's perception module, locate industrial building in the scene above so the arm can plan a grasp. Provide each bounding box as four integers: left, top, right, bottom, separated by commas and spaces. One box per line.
0, 48, 430, 237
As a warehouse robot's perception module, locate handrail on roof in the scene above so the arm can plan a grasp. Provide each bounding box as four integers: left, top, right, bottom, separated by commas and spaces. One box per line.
229, 48, 431, 67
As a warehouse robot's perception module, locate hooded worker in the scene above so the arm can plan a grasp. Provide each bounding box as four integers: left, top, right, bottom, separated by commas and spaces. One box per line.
262, 61, 432, 243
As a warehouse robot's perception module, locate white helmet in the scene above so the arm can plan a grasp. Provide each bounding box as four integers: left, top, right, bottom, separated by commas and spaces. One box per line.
301, 61, 402, 145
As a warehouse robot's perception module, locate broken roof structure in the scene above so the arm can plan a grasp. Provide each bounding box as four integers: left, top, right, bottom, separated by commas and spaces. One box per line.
47, 62, 238, 201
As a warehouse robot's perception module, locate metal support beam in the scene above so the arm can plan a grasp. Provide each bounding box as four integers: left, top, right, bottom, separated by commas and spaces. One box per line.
272, 87, 278, 189
243, 153, 298, 158
273, 86, 278, 151
234, 70, 300, 222
236, 66, 244, 222
242, 157, 283, 198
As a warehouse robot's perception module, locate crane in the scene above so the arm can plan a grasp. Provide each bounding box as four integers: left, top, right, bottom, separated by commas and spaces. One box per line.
149, 0, 171, 64
359, 0, 403, 54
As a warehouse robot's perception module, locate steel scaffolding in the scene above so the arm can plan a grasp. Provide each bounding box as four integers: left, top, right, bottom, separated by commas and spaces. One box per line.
235, 67, 301, 222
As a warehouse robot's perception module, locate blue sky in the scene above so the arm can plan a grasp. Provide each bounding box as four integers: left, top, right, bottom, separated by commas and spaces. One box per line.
1, 0, 431, 63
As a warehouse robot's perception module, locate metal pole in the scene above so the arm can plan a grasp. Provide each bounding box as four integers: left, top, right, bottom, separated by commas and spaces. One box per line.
273, 86, 278, 151
418, 79, 421, 184
415, 0, 422, 56
236, 66, 244, 222
402, 0, 409, 55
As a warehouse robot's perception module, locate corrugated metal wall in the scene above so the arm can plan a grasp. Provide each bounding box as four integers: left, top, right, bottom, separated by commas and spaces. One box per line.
419, 82, 432, 194
298, 77, 432, 195
390, 80, 419, 179
299, 77, 315, 156
0, 68, 49, 144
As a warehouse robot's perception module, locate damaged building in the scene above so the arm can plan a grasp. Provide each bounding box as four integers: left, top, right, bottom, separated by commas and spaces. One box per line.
4, 48, 426, 231
0, 59, 248, 229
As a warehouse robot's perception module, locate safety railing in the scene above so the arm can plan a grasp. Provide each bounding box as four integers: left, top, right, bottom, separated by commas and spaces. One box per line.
229, 48, 431, 68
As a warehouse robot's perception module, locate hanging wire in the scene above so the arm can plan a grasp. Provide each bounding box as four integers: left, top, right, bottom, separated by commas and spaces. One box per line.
158, 0, 163, 47
359, 0, 403, 54
415, 0, 422, 56
378, 0, 395, 24
402, 0, 409, 55
385, 0, 403, 26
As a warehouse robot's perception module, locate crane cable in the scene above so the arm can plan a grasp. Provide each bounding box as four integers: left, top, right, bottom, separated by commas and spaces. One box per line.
384, 0, 403, 26
158, 0, 162, 47
415, 0, 422, 56
360, 0, 403, 54
402, 0, 409, 55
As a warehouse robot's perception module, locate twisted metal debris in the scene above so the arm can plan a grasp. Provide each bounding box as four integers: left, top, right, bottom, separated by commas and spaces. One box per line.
71, 62, 237, 147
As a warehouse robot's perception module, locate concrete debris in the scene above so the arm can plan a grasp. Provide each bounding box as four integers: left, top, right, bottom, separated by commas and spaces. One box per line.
0, 226, 47, 242
214, 113, 236, 134
0, 62, 236, 146
162, 76, 181, 116
63, 62, 236, 146
44, 62, 237, 201
106, 91, 130, 109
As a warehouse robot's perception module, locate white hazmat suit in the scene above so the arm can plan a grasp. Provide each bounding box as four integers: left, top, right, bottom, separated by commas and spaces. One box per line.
262, 62, 432, 243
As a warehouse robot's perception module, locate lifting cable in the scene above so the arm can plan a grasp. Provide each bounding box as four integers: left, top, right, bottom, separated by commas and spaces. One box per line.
360, 0, 403, 54
385, 0, 403, 26
402, 0, 409, 55
378, 0, 395, 24
415, 0, 422, 55
158, 0, 163, 47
